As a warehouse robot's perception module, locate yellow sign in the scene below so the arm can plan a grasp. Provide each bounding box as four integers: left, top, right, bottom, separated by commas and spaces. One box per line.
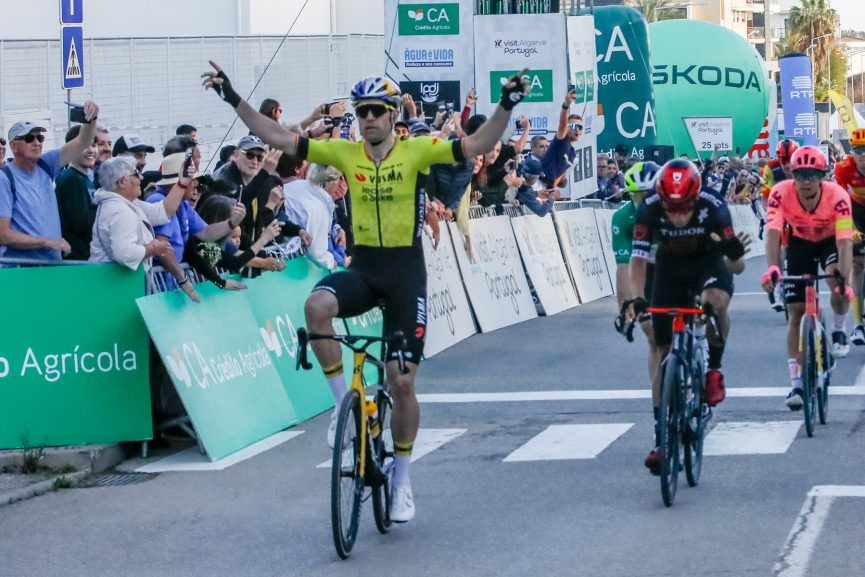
829, 90, 859, 135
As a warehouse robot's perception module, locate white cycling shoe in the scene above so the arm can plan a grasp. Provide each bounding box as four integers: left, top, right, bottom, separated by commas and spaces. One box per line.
326, 410, 338, 449
390, 485, 416, 523
832, 331, 850, 359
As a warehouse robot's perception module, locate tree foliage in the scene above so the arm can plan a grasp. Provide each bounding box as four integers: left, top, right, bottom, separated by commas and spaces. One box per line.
626, 0, 686, 23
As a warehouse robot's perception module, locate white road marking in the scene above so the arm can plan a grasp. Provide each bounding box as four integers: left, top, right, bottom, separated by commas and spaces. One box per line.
134, 430, 304, 473
316, 428, 466, 468
704, 421, 801, 456
773, 485, 865, 577
503, 423, 633, 462
416, 386, 865, 404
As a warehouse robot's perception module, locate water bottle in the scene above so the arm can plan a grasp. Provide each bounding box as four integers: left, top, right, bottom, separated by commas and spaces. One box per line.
366, 400, 380, 439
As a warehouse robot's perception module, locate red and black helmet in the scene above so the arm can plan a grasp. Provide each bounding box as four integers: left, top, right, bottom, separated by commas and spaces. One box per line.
776, 139, 800, 162
655, 159, 701, 205
790, 145, 828, 173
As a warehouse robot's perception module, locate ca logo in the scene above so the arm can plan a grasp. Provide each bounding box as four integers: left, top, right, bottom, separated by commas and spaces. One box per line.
165, 347, 192, 388
407, 8, 424, 21
260, 320, 282, 357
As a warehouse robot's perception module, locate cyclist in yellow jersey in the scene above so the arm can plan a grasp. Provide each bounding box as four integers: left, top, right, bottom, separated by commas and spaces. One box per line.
203, 62, 531, 523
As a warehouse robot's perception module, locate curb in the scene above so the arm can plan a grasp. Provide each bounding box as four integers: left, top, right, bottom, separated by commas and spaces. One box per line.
1, 470, 90, 508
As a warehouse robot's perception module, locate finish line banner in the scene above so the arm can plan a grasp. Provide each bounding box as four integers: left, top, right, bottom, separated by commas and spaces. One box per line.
0, 265, 151, 449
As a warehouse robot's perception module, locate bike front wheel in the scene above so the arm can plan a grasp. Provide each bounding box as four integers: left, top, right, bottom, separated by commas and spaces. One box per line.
331, 390, 364, 559
372, 389, 394, 534
684, 354, 705, 487
817, 326, 830, 425
801, 318, 817, 438
659, 356, 683, 507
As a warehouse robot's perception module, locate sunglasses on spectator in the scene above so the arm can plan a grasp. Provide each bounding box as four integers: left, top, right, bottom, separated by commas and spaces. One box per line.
244, 150, 265, 161
568, 123, 583, 131
15, 133, 45, 144
661, 201, 695, 215
355, 104, 390, 119
852, 146, 865, 155
792, 168, 824, 182
121, 170, 142, 182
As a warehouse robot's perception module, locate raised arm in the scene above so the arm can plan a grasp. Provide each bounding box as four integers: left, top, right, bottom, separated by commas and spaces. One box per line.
202, 61, 299, 154
59, 101, 100, 167
461, 70, 530, 159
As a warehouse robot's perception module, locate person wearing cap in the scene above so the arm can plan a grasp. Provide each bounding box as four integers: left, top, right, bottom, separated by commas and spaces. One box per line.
112, 134, 155, 174
0, 101, 100, 264
54, 124, 98, 260
89, 155, 184, 273
539, 88, 582, 189
213, 135, 269, 200
834, 127, 865, 345
409, 122, 431, 137
514, 157, 556, 217
144, 152, 247, 301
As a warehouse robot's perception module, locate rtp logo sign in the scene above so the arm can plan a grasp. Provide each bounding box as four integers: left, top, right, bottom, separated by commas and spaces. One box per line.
399, 3, 459, 36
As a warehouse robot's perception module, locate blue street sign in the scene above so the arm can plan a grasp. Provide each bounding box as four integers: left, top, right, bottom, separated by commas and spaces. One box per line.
60, 0, 83, 25
62, 26, 85, 89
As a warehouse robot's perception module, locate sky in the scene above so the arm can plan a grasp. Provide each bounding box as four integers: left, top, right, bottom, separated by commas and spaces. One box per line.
831, 0, 865, 32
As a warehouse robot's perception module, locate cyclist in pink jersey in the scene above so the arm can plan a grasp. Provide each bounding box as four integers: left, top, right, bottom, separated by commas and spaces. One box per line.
760, 146, 854, 410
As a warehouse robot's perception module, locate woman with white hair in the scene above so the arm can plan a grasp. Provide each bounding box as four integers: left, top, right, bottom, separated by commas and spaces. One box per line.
89, 156, 186, 274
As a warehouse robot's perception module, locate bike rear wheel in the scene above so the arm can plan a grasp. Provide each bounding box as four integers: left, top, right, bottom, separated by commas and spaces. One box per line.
331, 390, 364, 559
684, 350, 705, 487
817, 326, 830, 425
659, 356, 682, 507
801, 318, 817, 438
372, 389, 394, 534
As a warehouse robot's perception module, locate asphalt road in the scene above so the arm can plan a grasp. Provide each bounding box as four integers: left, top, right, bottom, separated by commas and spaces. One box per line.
2, 257, 864, 577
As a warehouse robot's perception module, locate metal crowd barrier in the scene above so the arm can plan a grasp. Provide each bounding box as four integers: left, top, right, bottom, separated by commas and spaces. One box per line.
553, 200, 582, 212
0, 256, 93, 268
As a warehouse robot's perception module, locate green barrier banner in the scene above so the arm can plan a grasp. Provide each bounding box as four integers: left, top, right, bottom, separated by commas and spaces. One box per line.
0, 265, 151, 449
590, 6, 657, 159
137, 282, 296, 461
246, 258, 335, 420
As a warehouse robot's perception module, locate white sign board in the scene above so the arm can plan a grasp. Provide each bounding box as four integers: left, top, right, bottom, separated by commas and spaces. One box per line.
510, 215, 579, 316
448, 217, 537, 333
384, 0, 475, 104
553, 208, 614, 303
473, 13, 568, 139
683, 116, 734, 153
566, 15, 599, 200
729, 205, 764, 257
422, 224, 477, 358
592, 208, 619, 294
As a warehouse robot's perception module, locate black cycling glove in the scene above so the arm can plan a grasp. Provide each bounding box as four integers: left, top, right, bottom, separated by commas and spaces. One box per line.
499, 73, 530, 111
632, 297, 649, 316
720, 235, 745, 261
213, 70, 242, 108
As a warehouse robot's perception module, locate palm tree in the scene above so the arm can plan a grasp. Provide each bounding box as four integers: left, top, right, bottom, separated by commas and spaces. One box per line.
626, 0, 686, 23
782, 0, 839, 85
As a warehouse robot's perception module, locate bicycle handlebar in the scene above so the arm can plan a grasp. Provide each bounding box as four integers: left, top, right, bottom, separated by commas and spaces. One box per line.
295, 328, 409, 374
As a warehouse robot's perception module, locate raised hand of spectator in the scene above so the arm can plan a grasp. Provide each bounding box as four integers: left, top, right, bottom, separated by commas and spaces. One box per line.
432, 109, 445, 129
180, 281, 201, 303
47, 237, 72, 255
402, 94, 417, 119
265, 185, 284, 211
563, 88, 576, 108
260, 220, 282, 244
465, 88, 477, 109
223, 279, 247, 291
229, 203, 246, 227
299, 228, 312, 247
335, 228, 346, 248
83, 101, 100, 123
145, 238, 172, 259
518, 115, 531, 133
329, 101, 347, 118
504, 170, 524, 189
263, 148, 282, 174
438, 115, 457, 138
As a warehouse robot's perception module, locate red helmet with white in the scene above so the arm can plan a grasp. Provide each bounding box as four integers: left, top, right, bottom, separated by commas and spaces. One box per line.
776, 139, 800, 162
655, 159, 701, 205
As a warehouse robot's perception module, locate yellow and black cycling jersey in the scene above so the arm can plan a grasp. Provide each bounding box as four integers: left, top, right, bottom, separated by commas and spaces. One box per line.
298, 136, 463, 248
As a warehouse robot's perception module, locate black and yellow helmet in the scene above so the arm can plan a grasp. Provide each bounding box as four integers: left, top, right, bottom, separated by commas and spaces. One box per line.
624, 161, 661, 193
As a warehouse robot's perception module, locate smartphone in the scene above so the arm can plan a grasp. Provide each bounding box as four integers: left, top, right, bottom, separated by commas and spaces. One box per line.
438, 104, 446, 113
567, 83, 576, 93
182, 148, 194, 179
323, 103, 331, 115
66, 101, 87, 124
340, 114, 353, 139
445, 102, 454, 113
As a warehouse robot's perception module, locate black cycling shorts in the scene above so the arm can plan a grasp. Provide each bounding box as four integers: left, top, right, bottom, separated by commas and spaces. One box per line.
313, 246, 427, 364
784, 235, 839, 304
853, 202, 865, 257
650, 254, 734, 347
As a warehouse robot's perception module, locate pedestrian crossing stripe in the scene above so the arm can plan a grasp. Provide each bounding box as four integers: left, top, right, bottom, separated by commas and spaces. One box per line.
504, 424, 633, 462
65, 35, 82, 80
315, 428, 466, 469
